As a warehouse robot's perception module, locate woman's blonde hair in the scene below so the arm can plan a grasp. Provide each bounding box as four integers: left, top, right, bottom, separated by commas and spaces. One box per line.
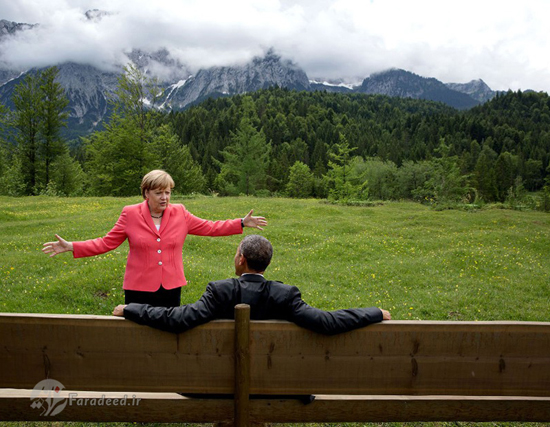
141, 170, 175, 199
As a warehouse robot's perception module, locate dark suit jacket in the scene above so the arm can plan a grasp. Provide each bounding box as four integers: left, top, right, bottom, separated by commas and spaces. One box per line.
124, 274, 383, 335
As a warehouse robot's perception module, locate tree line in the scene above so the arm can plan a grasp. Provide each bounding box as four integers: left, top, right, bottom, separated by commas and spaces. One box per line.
1, 66, 549, 210
0, 67, 81, 196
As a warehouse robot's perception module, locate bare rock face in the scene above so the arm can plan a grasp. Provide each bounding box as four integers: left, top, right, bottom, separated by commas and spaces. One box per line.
357, 69, 480, 110
0, 19, 36, 37
161, 50, 310, 109
446, 79, 496, 103
0, 14, 500, 136
0, 19, 37, 86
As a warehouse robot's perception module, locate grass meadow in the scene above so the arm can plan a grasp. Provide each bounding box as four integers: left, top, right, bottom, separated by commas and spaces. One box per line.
1, 195, 550, 427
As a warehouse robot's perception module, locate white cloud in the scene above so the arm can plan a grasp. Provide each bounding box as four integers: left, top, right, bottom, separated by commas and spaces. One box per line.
1, 0, 549, 92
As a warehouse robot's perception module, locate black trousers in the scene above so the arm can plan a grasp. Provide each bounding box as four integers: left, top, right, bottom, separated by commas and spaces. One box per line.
124, 285, 181, 307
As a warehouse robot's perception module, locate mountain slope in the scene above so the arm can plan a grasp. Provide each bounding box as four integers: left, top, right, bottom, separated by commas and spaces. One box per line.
357, 69, 479, 110
162, 50, 310, 109
0, 16, 499, 136
446, 79, 496, 103
0, 19, 36, 86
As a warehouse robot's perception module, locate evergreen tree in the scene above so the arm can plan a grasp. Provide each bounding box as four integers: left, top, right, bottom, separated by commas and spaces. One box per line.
539, 164, 550, 211
0, 155, 26, 196
12, 71, 42, 194
473, 145, 498, 201
0, 102, 26, 196
288, 137, 309, 165
214, 118, 271, 196
114, 64, 162, 144
494, 152, 518, 202
286, 161, 314, 198
48, 149, 86, 196
39, 66, 69, 186
85, 65, 162, 196
0, 144, 5, 187
267, 142, 291, 193
523, 159, 543, 191
152, 124, 205, 194
396, 160, 432, 200
413, 140, 468, 204
352, 157, 399, 200
0, 101, 7, 134
9, 67, 69, 194
323, 134, 357, 200
0, 103, 8, 184
85, 115, 158, 196
311, 139, 327, 177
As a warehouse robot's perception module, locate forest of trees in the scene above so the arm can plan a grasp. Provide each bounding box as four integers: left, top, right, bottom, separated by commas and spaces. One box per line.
1, 66, 550, 210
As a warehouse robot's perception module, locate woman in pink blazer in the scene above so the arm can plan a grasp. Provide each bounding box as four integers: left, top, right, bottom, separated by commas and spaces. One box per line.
42, 170, 267, 307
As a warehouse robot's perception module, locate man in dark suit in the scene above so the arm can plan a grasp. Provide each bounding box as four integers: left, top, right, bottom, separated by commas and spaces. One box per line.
113, 235, 391, 334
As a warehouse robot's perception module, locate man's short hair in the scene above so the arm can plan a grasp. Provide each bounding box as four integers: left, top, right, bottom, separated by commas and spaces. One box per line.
239, 235, 273, 272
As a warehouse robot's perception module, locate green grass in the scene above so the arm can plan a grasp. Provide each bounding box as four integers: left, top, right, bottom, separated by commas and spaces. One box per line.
1, 195, 549, 322
1, 195, 550, 427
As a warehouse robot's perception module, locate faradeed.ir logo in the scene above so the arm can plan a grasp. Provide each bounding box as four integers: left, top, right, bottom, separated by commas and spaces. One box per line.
30, 379, 68, 416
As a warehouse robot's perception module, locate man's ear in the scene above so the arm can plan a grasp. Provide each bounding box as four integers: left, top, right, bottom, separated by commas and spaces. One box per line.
238, 253, 247, 266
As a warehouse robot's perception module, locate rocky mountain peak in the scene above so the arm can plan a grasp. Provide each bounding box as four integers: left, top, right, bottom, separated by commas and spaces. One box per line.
252, 48, 285, 66
358, 69, 480, 109
125, 48, 190, 83
446, 79, 495, 103
0, 18, 498, 135
0, 19, 36, 38
161, 50, 310, 110
84, 9, 112, 22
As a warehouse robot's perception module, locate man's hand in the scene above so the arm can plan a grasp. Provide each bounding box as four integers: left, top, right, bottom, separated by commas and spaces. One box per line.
112, 305, 127, 317
380, 309, 391, 320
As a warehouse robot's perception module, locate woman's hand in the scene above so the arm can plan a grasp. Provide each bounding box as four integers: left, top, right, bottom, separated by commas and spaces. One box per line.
112, 305, 127, 317
42, 234, 73, 257
243, 210, 268, 230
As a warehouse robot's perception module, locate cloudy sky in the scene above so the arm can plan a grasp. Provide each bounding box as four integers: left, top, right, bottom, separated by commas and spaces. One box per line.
1, 0, 549, 92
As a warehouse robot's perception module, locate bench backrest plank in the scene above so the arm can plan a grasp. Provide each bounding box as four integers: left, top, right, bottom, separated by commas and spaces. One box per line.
0, 313, 235, 393
2, 314, 550, 397
249, 320, 550, 396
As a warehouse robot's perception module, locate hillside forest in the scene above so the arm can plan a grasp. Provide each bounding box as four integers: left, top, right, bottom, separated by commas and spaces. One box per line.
1, 66, 550, 210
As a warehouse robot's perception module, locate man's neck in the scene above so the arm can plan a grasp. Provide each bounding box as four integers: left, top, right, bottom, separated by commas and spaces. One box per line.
240, 271, 265, 277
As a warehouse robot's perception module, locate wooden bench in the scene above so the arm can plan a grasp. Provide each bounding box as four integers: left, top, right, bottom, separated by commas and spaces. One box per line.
1, 304, 550, 425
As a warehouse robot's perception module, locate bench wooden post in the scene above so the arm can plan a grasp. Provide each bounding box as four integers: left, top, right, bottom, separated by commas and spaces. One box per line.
234, 304, 251, 427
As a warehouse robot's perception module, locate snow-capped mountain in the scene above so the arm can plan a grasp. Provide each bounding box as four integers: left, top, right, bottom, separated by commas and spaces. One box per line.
0, 15, 501, 137
161, 49, 309, 110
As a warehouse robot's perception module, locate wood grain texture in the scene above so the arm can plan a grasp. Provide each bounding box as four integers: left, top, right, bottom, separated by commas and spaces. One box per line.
2, 313, 550, 422
248, 395, 550, 422
234, 304, 251, 427
2, 390, 550, 422
248, 320, 550, 396
0, 389, 234, 422
0, 313, 236, 393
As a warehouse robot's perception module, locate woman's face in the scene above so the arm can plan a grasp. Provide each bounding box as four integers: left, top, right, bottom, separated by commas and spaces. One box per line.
146, 187, 171, 213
